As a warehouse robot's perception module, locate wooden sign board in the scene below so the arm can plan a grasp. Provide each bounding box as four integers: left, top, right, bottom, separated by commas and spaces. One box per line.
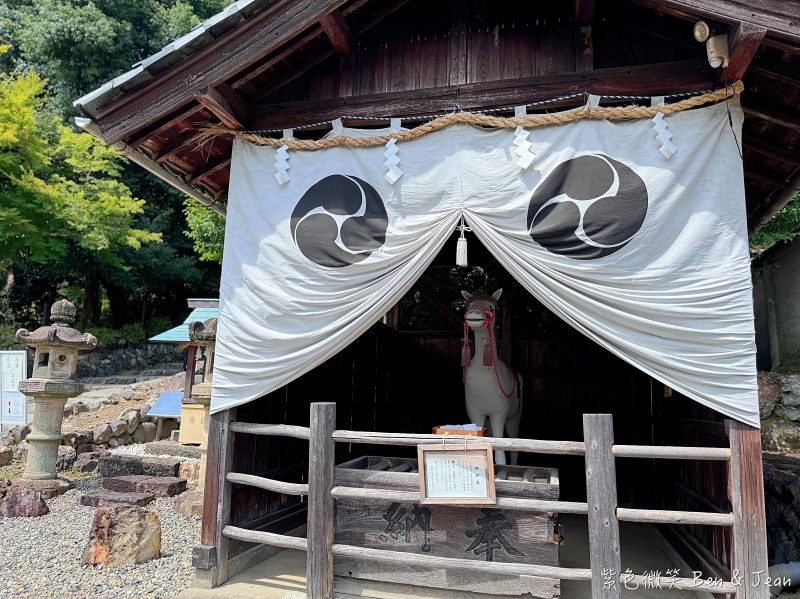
417, 443, 496, 506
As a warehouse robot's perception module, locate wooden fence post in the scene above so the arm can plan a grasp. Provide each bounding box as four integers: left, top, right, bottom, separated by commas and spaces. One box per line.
583, 414, 622, 599
307, 402, 337, 599
209, 408, 236, 587
727, 419, 769, 599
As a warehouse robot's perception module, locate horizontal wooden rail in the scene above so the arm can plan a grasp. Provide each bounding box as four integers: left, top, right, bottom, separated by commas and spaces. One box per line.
222, 525, 308, 551
330, 485, 588, 514
624, 574, 738, 594
331, 543, 593, 580
332, 430, 586, 455
227, 472, 309, 496
229, 422, 310, 439
611, 445, 731, 461
616, 507, 734, 527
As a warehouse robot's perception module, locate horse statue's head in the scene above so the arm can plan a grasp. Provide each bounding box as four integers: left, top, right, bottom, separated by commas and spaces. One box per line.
461, 288, 503, 330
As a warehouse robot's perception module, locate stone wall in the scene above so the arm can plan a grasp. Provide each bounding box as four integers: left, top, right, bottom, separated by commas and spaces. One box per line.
760, 372, 800, 452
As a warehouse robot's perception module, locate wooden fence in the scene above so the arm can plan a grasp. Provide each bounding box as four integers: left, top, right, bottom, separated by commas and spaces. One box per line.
202, 402, 768, 599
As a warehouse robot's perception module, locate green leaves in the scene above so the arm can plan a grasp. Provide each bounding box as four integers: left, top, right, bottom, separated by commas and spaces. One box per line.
184, 198, 225, 262
750, 196, 800, 256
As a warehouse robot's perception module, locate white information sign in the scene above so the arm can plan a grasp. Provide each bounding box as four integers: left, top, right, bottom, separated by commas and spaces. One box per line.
0, 351, 28, 426
417, 444, 496, 505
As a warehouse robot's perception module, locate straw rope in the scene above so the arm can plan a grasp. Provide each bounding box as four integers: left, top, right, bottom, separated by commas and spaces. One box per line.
196, 81, 743, 151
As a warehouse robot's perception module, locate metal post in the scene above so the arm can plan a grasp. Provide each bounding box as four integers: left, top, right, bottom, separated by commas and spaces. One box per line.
307, 402, 337, 598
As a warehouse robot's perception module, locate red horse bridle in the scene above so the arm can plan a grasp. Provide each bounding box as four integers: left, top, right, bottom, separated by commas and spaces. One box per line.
462, 305, 517, 398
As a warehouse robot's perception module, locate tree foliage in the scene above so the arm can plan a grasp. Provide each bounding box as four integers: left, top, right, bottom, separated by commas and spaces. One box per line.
749, 195, 800, 255
184, 199, 225, 262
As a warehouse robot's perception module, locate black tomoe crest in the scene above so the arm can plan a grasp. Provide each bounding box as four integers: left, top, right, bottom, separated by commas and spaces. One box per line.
290, 175, 389, 268
527, 154, 648, 259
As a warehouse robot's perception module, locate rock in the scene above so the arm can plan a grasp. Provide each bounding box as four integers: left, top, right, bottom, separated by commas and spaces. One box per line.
132, 422, 157, 444
79, 490, 155, 507
0, 430, 15, 448
762, 417, 800, 453
108, 392, 123, 404
117, 433, 133, 446
81, 505, 161, 567
74, 452, 104, 473
73, 402, 90, 414
0, 446, 12, 466
781, 374, 800, 422
93, 424, 113, 444
122, 389, 134, 400
77, 443, 110, 455
0, 485, 49, 517
119, 409, 140, 435
103, 475, 187, 497
99, 455, 181, 478
759, 372, 782, 420
109, 419, 127, 437
0, 478, 11, 499
62, 430, 92, 449
173, 490, 204, 517
57, 445, 77, 471
179, 461, 200, 489
145, 441, 201, 459
138, 403, 151, 423
63, 405, 75, 418
13, 440, 28, 464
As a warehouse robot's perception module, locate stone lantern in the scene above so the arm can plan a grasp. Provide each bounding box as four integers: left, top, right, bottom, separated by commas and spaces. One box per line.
15, 299, 97, 497
188, 318, 216, 494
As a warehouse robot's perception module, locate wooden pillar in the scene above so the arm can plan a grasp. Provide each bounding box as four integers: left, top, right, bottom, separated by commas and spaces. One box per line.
583, 414, 621, 599
204, 408, 236, 587
726, 419, 769, 598
307, 402, 337, 599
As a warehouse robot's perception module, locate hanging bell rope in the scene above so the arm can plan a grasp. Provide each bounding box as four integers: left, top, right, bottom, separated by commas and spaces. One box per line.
456, 217, 471, 267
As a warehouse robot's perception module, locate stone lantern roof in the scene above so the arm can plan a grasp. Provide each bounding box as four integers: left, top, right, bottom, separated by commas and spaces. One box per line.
15, 299, 98, 350
188, 318, 217, 345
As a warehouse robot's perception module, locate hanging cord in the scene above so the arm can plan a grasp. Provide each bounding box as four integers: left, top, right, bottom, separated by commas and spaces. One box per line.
723, 76, 744, 160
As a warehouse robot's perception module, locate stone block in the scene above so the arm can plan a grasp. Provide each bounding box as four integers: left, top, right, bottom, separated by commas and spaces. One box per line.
174, 490, 204, 517
145, 441, 201, 459
109, 419, 127, 437
138, 403, 151, 423
0, 446, 12, 466
57, 445, 77, 471
79, 490, 155, 507
62, 430, 92, 449
132, 422, 157, 444
98, 455, 181, 478
103, 475, 187, 497
179, 461, 200, 489
74, 451, 104, 473
93, 424, 112, 444
119, 409, 140, 435
762, 417, 800, 453
0, 485, 49, 517
81, 505, 161, 567
77, 443, 110, 455
159, 419, 179, 440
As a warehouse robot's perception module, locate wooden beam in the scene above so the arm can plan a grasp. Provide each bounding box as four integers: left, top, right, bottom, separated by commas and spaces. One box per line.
630, 0, 800, 44
196, 85, 248, 130
251, 60, 715, 129
743, 103, 800, 133
575, 0, 595, 72
726, 420, 769, 599
96, 0, 350, 144
745, 170, 788, 189
744, 135, 800, 167
307, 403, 336, 599
722, 22, 767, 81
154, 130, 205, 163
749, 57, 800, 85
449, 0, 468, 85
189, 154, 232, 185
126, 104, 207, 149
319, 9, 356, 55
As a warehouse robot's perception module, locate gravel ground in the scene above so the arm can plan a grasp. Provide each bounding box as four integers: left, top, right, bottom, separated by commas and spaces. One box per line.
0, 477, 200, 599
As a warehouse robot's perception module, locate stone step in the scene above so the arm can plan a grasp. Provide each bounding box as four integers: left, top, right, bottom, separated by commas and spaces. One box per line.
144, 441, 201, 460
79, 490, 155, 507
99, 455, 182, 478
103, 475, 187, 497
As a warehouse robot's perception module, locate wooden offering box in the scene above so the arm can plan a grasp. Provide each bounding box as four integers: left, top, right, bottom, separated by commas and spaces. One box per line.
333, 456, 560, 597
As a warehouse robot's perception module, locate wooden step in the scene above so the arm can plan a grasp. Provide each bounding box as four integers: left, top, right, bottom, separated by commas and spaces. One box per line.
103, 475, 187, 497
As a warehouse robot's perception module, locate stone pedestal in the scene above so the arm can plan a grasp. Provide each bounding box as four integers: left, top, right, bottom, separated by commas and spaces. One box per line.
13, 300, 96, 498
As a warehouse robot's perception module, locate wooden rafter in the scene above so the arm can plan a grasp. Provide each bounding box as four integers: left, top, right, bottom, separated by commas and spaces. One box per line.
629, 0, 800, 44
749, 58, 800, 85
745, 170, 789, 189
744, 136, 800, 167
189, 154, 232, 185
154, 130, 206, 163
126, 104, 207, 149
743, 104, 800, 133
721, 22, 767, 81
196, 84, 249, 130
251, 60, 715, 130
319, 9, 356, 55
96, 0, 350, 144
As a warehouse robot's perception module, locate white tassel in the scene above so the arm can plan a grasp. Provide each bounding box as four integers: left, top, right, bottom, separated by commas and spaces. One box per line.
456, 217, 470, 267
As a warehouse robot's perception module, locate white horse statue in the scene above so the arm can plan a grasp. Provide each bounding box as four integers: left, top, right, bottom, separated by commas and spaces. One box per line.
461, 289, 523, 466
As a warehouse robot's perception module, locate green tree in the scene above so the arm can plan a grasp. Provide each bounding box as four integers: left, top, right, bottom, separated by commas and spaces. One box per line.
749, 196, 800, 255
184, 199, 225, 262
